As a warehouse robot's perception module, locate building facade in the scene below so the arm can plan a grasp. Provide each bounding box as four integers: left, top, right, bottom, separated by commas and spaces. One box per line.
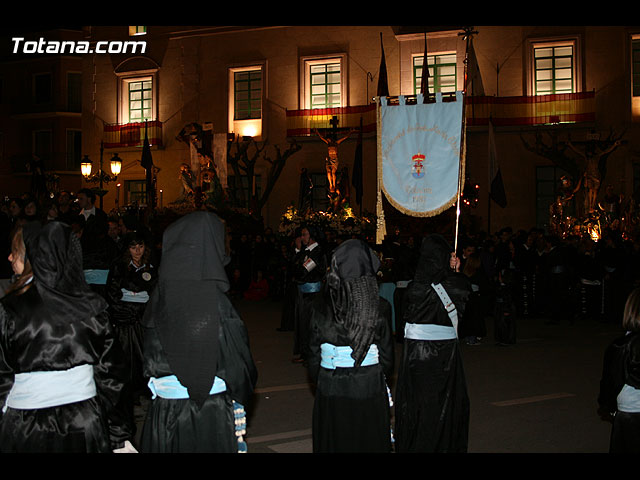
4, 25, 640, 237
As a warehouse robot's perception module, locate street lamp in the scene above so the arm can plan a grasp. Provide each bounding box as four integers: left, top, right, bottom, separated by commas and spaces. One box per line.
81, 141, 122, 209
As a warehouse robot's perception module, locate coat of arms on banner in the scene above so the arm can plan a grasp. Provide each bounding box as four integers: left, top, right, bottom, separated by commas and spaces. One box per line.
412, 153, 425, 179
377, 92, 465, 217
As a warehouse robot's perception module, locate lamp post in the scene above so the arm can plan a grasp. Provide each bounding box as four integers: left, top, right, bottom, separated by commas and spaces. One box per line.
81, 141, 122, 210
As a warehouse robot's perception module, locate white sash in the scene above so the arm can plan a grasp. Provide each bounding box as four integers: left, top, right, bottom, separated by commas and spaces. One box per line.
431, 282, 458, 337
4, 364, 96, 412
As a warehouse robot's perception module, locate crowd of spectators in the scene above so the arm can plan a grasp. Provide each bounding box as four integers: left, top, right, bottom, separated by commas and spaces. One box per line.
3, 190, 639, 344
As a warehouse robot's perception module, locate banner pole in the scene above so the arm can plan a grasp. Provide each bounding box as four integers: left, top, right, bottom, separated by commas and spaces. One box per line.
455, 27, 478, 255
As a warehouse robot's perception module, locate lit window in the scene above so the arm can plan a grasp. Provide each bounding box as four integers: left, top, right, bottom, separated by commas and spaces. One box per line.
129, 26, 147, 36
527, 38, 580, 96
633, 38, 640, 97
127, 79, 153, 122
234, 69, 262, 120
229, 65, 263, 138
117, 73, 157, 124
413, 53, 457, 94
310, 62, 341, 109
632, 36, 640, 122
301, 55, 346, 110
534, 45, 574, 95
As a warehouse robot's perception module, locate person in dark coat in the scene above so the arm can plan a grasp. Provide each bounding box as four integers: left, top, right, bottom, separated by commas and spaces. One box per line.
308, 239, 394, 453
278, 228, 303, 332
388, 235, 417, 343
105, 230, 158, 432
394, 234, 472, 453
598, 287, 640, 453
139, 211, 257, 453
77, 188, 118, 297
0, 221, 134, 452
291, 224, 327, 365
459, 252, 489, 345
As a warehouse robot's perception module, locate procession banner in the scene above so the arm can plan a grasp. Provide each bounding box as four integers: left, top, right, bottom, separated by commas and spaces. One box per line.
377, 91, 465, 217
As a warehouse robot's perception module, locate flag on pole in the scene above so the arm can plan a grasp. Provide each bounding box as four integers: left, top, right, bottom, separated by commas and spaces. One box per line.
377, 33, 389, 98
488, 118, 507, 208
141, 122, 155, 208
352, 118, 363, 207
419, 33, 430, 100
467, 38, 485, 96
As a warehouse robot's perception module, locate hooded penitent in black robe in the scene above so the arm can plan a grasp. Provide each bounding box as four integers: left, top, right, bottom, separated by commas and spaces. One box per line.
139, 211, 257, 453
308, 239, 394, 453
394, 234, 471, 453
598, 329, 640, 453
0, 221, 133, 452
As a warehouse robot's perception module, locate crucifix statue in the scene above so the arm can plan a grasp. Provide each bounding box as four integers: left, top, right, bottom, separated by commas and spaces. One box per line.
567, 134, 622, 214
315, 116, 355, 194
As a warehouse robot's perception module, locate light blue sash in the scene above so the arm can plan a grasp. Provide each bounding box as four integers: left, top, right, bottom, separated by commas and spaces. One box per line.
298, 282, 322, 293
84, 269, 109, 285
3, 364, 96, 412
404, 322, 457, 341
121, 288, 150, 303
147, 375, 227, 400
618, 384, 640, 413
320, 343, 379, 369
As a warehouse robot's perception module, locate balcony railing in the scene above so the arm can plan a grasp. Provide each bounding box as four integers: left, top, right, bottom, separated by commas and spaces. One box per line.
103, 120, 163, 148
285, 92, 596, 136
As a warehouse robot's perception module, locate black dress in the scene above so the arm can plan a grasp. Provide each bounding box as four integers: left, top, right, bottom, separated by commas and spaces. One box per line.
139, 295, 257, 453
307, 239, 394, 453
138, 211, 257, 453
394, 234, 471, 453
0, 221, 133, 453
309, 296, 394, 452
598, 330, 640, 453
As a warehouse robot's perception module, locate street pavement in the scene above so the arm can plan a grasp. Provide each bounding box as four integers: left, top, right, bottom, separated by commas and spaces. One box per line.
136, 295, 623, 454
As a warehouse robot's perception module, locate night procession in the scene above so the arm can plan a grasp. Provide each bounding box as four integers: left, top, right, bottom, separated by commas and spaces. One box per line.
1, 23, 640, 456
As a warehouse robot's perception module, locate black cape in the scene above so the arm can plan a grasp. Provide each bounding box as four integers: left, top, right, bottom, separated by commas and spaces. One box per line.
139, 211, 257, 453
308, 239, 394, 453
394, 234, 471, 453
0, 221, 132, 452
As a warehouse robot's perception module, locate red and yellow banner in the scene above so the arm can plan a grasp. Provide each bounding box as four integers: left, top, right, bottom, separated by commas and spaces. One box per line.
104, 120, 163, 148
286, 104, 377, 136
465, 92, 595, 126
286, 92, 595, 136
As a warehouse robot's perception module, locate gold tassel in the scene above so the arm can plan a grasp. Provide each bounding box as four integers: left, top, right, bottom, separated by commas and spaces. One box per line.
375, 96, 386, 245
376, 189, 386, 245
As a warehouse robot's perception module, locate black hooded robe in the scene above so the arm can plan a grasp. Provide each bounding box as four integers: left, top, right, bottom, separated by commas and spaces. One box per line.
139, 211, 257, 453
308, 239, 394, 453
0, 221, 133, 453
394, 234, 471, 453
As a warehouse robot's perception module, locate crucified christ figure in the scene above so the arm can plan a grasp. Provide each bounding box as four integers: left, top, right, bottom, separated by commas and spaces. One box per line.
314, 126, 355, 194
567, 137, 622, 214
